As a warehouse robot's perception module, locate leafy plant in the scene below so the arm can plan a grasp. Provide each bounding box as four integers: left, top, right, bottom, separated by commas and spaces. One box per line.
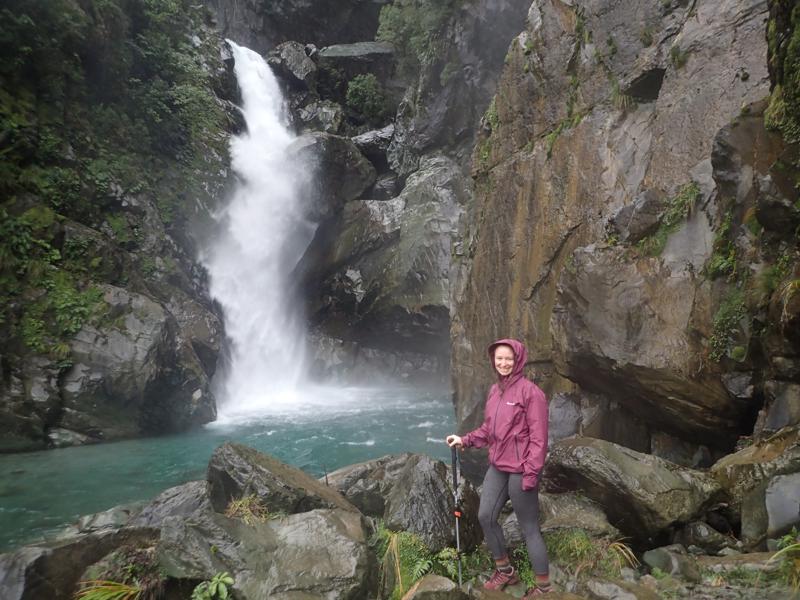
192, 572, 234, 600
670, 44, 689, 69
637, 182, 700, 256
345, 74, 387, 123
541, 529, 638, 582
224, 494, 269, 525
74, 580, 141, 600
709, 289, 747, 361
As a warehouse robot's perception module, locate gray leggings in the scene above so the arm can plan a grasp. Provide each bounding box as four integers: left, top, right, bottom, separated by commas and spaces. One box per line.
478, 465, 549, 576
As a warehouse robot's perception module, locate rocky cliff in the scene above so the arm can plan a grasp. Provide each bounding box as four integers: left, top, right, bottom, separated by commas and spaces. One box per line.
452, 0, 799, 473
0, 0, 240, 451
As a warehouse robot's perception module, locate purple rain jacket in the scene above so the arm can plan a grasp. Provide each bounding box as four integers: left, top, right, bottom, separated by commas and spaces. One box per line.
461, 338, 549, 491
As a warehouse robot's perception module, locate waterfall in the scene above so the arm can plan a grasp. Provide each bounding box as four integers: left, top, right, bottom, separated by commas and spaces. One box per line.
203, 41, 315, 418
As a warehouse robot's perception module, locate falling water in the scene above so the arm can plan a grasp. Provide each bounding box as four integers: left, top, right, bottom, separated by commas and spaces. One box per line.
203, 41, 315, 417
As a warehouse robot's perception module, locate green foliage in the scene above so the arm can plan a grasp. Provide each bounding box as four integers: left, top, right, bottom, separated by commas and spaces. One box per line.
766, 5, 800, 145
540, 529, 638, 582
192, 572, 234, 600
345, 74, 387, 123
670, 44, 689, 69
74, 580, 142, 600
439, 61, 460, 86
484, 98, 499, 131
637, 182, 700, 256
224, 494, 269, 525
640, 26, 655, 47
771, 528, 800, 590
709, 289, 747, 361
376, 0, 463, 75
705, 211, 737, 279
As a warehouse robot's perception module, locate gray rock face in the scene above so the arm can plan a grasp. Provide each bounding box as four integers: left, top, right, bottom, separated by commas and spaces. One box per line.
203, 0, 388, 54
318, 41, 395, 83
289, 132, 376, 220
267, 41, 317, 90
608, 189, 664, 243
402, 574, 468, 600
300, 155, 465, 367
325, 453, 414, 516
297, 100, 345, 134
544, 437, 722, 541
673, 521, 733, 555
207, 442, 357, 515
58, 284, 215, 442
712, 426, 800, 546
0, 358, 60, 452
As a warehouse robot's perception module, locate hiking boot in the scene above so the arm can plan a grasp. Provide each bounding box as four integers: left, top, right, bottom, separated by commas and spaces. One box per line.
483, 566, 520, 590
523, 583, 552, 597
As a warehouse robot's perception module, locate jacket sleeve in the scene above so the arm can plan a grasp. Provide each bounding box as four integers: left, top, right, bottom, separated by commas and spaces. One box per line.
521, 384, 548, 491
461, 385, 493, 449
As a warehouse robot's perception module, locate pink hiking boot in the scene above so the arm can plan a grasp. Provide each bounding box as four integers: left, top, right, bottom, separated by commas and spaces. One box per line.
483, 566, 520, 590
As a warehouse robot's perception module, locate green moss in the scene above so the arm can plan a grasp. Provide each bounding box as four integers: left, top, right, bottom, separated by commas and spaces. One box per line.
670, 44, 689, 69
640, 26, 655, 47
709, 289, 747, 361
346, 73, 388, 123
637, 182, 700, 256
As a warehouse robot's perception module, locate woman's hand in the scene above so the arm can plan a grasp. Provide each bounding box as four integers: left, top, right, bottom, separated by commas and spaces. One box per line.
446, 434, 463, 448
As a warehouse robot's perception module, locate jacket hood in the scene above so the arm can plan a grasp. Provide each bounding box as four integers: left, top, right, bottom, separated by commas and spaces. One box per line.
488, 338, 528, 387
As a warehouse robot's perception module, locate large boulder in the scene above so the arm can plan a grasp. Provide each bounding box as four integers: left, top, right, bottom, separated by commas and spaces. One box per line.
157, 506, 373, 600
289, 132, 377, 220
384, 454, 481, 553
401, 574, 468, 600
0, 528, 155, 600
711, 426, 800, 546
206, 442, 358, 515
544, 437, 722, 542
325, 453, 415, 516
203, 0, 389, 54
317, 42, 396, 84
299, 155, 465, 368
59, 284, 216, 442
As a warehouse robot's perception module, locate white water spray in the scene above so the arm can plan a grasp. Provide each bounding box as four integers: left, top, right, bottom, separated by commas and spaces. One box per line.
203, 42, 315, 418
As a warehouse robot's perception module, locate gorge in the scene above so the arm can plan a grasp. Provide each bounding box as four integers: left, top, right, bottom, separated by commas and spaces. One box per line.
0, 0, 799, 598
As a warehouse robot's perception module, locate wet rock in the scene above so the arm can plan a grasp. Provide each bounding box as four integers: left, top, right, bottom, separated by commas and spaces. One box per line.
0, 528, 155, 600
158, 506, 372, 600
384, 454, 481, 553
650, 432, 714, 469
755, 173, 800, 235
371, 173, 399, 200
0, 360, 59, 452
548, 393, 582, 444
711, 426, 800, 546
297, 100, 344, 134
608, 189, 664, 243
764, 472, 800, 538
206, 442, 357, 515
204, 0, 388, 54
720, 372, 755, 401
586, 578, 661, 600
642, 545, 701, 582
60, 285, 215, 442
129, 481, 211, 529
289, 132, 376, 220
325, 453, 415, 516
267, 41, 317, 90
544, 437, 722, 542
402, 574, 468, 600
351, 124, 394, 170
552, 245, 741, 447
503, 491, 619, 546
760, 381, 800, 435
318, 42, 395, 84
673, 521, 734, 555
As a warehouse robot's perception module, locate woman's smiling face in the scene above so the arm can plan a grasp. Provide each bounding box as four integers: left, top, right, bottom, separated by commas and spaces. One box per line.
493, 344, 515, 377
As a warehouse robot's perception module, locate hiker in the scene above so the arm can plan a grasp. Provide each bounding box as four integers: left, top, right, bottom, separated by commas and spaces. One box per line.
446, 338, 551, 597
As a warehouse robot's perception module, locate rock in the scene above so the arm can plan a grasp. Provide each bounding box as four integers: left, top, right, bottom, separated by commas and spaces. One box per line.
641, 545, 702, 582
300, 155, 465, 364
0, 358, 59, 452
371, 173, 399, 200
760, 381, 800, 436
608, 189, 664, 243
267, 41, 317, 90
325, 453, 414, 516
548, 393, 582, 444
503, 491, 620, 547
765, 472, 800, 538
157, 506, 372, 600
59, 284, 216, 442
586, 578, 661, 600
129, 481, 211, 529
204, 0, 388, 54
317, 41, 395, 84
0, 528, 155, 600
351, 124, 395, 170
297, 100, 345, 134
289, 132, 376, 220
206, 442, 357, 515
721, 372, 755, 401
711, 426, 800, 545
696, 551, 779, 579
384, 454, 481, 553
552, 245, 741, 447
46, 428, 91, 448
401, 574, 468, 600
544, 437, 722, 542
673, 521, 733, 555
650, 432, 714, 469
755, 173, 800, 235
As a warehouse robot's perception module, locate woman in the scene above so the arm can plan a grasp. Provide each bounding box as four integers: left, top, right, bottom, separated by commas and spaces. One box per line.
446, 338, 551, 597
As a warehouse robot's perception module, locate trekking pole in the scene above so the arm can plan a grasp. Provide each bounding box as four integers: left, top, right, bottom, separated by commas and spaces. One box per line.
451, 446, 463, 587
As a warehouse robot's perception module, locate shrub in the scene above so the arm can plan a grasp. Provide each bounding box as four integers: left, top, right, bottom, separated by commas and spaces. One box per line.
637, 182, 699, 256
345, 74, 387, 123
224, 494, 269, 525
